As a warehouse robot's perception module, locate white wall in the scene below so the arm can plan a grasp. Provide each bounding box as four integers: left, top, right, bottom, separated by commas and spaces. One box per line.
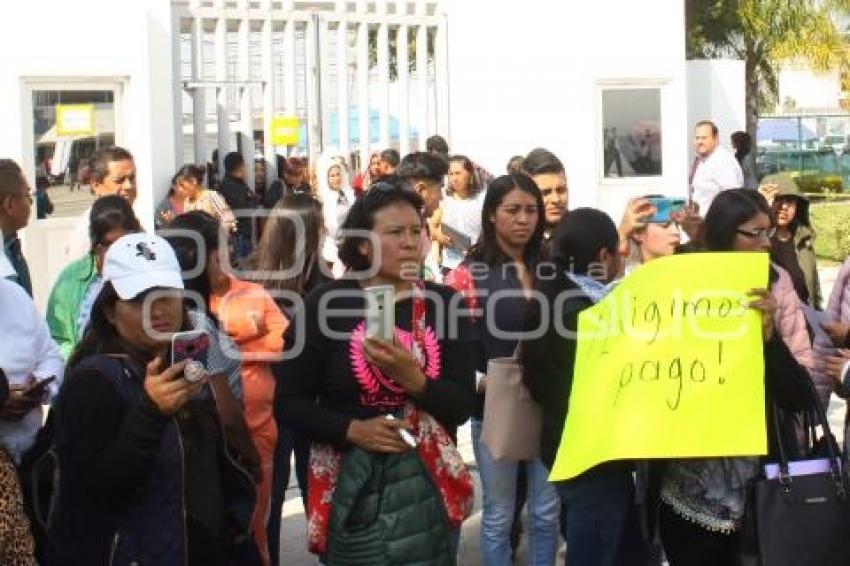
444, 0, 689, 223
0, 0, 176, 306
686, 59, 746, 156
777, 66, 842, 112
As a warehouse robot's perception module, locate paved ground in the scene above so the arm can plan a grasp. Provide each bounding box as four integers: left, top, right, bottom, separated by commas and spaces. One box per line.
45, 183, 95, 218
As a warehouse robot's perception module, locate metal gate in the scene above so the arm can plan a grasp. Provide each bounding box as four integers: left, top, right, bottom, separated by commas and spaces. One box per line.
171, 0, 448, 189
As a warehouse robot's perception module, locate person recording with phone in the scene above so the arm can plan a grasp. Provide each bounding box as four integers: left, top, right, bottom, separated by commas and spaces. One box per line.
165, 210, 288, 566
0, 265, 64, 561
275, 178, 477, 561
47, 233, 260, 566
0, 367, 37, 565
622, 195, 683, 272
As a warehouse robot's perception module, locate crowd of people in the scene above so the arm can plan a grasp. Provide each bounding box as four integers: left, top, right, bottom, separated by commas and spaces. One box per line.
0, 119, 844, 566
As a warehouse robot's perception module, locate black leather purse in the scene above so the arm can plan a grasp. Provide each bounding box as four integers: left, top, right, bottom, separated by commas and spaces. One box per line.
749, 388, 850, 566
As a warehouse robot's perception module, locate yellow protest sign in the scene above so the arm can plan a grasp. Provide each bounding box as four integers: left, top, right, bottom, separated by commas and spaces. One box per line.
549, 252, 770, 481
270, 116, 300, 146
55, 104, 95, 137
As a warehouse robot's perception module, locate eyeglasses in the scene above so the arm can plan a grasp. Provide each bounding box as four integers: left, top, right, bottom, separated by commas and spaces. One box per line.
736, 227, 776, 240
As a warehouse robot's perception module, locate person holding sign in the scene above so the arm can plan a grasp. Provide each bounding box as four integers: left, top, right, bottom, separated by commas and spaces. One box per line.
445, 174, 559, 566
658, 189, 817, 566
521, 208, 647, 566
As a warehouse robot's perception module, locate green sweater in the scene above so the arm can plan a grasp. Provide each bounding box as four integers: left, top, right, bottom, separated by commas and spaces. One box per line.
46, 256, 97, 360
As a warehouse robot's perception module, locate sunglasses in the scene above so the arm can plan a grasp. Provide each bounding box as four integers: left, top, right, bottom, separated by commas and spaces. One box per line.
736, 227, 776, 240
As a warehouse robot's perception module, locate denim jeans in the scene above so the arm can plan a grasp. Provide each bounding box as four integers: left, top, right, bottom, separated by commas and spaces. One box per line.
554, 465, 646, 566
471, 419, 559, 566
267, 426, 309, 566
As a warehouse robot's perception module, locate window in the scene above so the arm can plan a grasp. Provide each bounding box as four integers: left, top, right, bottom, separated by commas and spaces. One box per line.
600, 87, 662, 178
25, 81, 124, 219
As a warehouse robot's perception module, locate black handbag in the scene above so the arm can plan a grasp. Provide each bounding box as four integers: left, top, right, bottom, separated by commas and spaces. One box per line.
750, 388, 850, 566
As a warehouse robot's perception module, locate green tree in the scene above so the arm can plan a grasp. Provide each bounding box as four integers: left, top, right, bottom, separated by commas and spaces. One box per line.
686, 0, 850, 139
368, 27, 434, 80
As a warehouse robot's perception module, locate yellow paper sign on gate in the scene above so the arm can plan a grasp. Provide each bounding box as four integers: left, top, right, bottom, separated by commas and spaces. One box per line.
549, 252, 770, 481
270, 116, 300, 146
56, 104, 95, 137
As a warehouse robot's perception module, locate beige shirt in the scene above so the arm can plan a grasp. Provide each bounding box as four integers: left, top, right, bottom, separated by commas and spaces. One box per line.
184, 190, 237, 232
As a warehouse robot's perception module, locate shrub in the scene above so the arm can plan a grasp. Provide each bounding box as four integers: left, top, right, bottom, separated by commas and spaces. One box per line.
794, 174, 843, 194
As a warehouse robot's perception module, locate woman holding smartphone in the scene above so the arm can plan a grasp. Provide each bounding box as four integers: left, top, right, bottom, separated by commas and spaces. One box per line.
48, 233, 259, 565
275, 178, 477, 561
166, 211, 287, 566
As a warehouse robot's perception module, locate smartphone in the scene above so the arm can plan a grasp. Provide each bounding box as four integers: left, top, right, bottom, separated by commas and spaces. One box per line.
364, 285, 395, 342
171, 330, 210, 372
646, 197, 686, 223
20, 376, 56, 396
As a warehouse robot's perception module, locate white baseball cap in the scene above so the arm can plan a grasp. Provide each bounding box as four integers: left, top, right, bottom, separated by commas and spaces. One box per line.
103, 233, 184, 300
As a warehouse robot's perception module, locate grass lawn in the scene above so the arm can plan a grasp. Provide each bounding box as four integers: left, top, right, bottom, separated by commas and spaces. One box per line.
810, 202, 850, 263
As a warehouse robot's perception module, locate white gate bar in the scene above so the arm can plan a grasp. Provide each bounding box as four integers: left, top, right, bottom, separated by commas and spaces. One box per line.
336, 0, 350, 161
282, 3, 297, 136
435, 12, 449, 141
215, 2, 231, 174
356, 0, 370, 171
191, 14, 207, 167
415, 0, 428, 151
261, 3, 277, 186
318, 15, 331, 154
172, 8, 185, 168
240, 87, 255, 188
397, 18, 410, 157
305, 16, 322, 161
376, 1, 390, 150
238, 14, 255, 190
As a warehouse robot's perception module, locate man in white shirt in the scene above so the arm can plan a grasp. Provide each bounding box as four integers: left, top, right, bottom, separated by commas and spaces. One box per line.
689, 120, 744, 215
66, 147, 138, 259
0, 277, 64, 463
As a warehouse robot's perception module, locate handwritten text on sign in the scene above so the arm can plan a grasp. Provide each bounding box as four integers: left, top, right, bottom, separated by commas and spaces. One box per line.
549, 253, 770, 481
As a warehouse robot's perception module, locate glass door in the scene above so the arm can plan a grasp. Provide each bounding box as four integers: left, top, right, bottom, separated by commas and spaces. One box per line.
25, 81, 124, 219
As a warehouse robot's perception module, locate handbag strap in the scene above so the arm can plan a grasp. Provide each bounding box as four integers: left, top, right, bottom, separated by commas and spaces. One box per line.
770, 402, 791, 484
410, 280, 426, 368
511, 342, 522, 360
771, 374, 845, 495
